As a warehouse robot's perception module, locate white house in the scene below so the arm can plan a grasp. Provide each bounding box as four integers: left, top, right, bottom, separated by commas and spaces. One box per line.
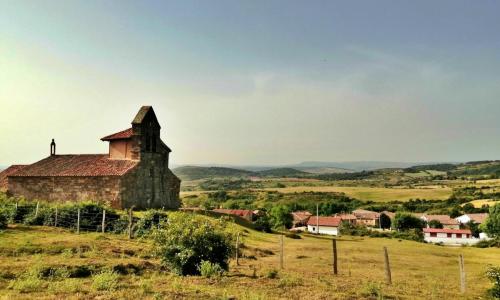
455, 213, 488, 225
307, 216, 342, 236
423, 228, 478, 245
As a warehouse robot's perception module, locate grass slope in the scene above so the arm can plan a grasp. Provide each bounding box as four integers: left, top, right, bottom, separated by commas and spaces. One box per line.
173, 166, 254, 180
1, 223, 499, 299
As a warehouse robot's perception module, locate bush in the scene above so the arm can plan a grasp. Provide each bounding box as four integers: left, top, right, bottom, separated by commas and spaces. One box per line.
266, 269, 279, 279
0, 207, 8, 229
254, 215, 272, 233
393, 212, 425, 231
482, 203, 500, 239
152, 212, 234, 275
91, 270, 119, 291
134, 209, 168, 237
486, 265, 500, 298
428, 219, 443, 229
198, 260, 225, 278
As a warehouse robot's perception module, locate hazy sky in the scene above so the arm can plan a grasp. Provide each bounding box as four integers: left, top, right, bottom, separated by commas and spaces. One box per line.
1, 1, 500, 166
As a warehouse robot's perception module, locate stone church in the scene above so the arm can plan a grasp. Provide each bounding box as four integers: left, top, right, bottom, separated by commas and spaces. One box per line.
1, 106, 180, 209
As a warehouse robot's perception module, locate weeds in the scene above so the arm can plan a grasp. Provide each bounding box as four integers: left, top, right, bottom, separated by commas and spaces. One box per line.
91, 270, 119, 291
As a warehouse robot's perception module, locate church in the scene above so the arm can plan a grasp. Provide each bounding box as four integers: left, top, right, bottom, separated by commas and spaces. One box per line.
0, 106, 180, 209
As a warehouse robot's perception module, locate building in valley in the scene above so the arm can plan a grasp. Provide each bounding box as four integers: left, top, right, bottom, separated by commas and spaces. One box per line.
307, 216, 342, 236
423, 228, 478, 245
421, 214, 460, 229
1, 106, 180, 209
455, 213, 489, 225
352, 209, 380, 227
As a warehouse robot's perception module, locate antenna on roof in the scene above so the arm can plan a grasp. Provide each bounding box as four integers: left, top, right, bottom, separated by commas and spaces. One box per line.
50, 139, 56, 156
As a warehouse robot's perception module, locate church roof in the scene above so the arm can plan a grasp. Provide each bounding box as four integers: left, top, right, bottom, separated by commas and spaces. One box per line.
0, 165, 28, 190
132, 106, 153, 124
9, 155, 138, 177
101, 128, 133, 141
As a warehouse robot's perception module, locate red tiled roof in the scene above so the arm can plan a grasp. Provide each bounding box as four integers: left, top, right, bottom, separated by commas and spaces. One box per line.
101, 128, 133, 141
337, 213, 357, 220
423, 228, 471, 234
465, 213, 489, 224
422, 215, 459, 226
0, 165, 27, 190
8, 155, 138, 177
353, 209, 380, 220
307, 216, 342, 227
292, 211, 312, 222
213, 209, 254, 218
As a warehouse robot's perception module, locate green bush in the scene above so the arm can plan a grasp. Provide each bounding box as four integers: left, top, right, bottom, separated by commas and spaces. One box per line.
0, 207, 8, 229
486, 265, 500, 298
266, 269, 279, 279
482, 204, 500, 239
254, 215, 272, 233
393, 212, 425, 231
91, 270, 119, 291
198, 260, 225, 278
135, 209, 168, 237
152, 212, 234, 275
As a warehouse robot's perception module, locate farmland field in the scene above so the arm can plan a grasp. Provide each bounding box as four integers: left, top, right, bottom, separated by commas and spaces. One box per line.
0, 224, 498, 299
258, 185, 453, 202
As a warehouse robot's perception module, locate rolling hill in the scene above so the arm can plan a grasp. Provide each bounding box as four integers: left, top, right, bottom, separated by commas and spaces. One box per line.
173, 166, 311, 180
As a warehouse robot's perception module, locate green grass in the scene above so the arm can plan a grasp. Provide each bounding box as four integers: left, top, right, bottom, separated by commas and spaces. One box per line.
259, 185, 453, 202
1, 223, 499, 299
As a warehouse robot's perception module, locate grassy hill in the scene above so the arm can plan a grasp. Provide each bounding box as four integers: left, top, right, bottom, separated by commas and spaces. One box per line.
173, 166, 254, 180
174, 166, 310, 180
0, 222, 498, 299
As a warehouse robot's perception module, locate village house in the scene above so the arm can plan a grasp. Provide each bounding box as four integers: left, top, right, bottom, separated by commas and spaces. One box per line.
1, 106, 180, 209
455, 213, 489, 225
213, 209, 255, 221
352, 209, 380, 227
423, 228, 478, 245
307, 216, 342, 236
337, 213, 357, 225
421, 214, 460, 229
291, 211, 312, 227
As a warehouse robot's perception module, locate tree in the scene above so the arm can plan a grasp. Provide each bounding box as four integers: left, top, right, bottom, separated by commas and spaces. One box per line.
393, 212, 424, 231
268, 205, 293, 229
481, 203, 500, 239
380, 213, 392, 230
464, 221, 480, 238
428, 220, 443, 229
152, 212, 234, 275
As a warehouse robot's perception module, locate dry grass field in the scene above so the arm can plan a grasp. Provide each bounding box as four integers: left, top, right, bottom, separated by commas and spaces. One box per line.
0, 223, 498, 299
258, 186, 453, 202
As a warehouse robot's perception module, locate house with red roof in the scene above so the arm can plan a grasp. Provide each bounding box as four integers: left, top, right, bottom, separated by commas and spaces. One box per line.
423, 228, 479, 245
307, 216, 342, 236
1, 106, 180, 209
213, 209, 255, 221
421, 214, 460, 229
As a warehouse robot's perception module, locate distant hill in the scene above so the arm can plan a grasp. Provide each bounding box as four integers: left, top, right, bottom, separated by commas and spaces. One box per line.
294, 161, 435, 172
451, 160, 500, 178
173, 166, 254, 180
256, 167, 309, 177
173, 166, 310, 180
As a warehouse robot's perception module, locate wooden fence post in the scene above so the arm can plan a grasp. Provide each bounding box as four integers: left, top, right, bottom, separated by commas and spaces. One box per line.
383, 246, 392, 285
235, 232, 240, 266
54, 206, 58, 227
459, 254, 466, 293
102, 209, 106, 234
332, 238, 338, 275
77, 208, 80, 234
35, 201, 39, 218
128, 208, 133, 239
279, 234, 284, 269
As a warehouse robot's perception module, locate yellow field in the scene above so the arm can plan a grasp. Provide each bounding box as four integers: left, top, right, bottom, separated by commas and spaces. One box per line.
0, 224, 498, 299
258, 186, 453, 202
466, 199, 500, 208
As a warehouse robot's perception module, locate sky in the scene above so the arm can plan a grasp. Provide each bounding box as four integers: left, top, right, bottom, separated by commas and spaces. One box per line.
1, 1, 500, 166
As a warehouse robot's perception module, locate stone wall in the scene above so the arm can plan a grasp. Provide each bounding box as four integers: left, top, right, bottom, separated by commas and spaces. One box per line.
120, 152, 180, 209
8, 176, 123, 208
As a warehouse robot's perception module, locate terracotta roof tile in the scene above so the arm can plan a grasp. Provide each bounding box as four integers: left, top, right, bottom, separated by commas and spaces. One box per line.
0, 165, 27, 190
353, 209, 380, 220
465, 213, 489, 224
101, 128, 133, 141
9, 155, 138, 177
422, 215, 459, 226
292, 211, 312, 223
213, 209, 254, 218
307, 216, 342, 227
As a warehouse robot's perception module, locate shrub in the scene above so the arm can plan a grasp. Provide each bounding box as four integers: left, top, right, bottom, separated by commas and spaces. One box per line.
481, 203, 500, 239
361, 281, 382, 298
135, 209, 168, 237
393, 212, 425, 231
152, 212, 234, 275
254, 215, 272, 233
0, 207, 8, 229
268, 205, 293, 229
428, 219, 443, 229
486, 265, 500, 298
277, 274, 302, 287
198, 260, 225, 278
266, 269, 279, 279
91, 270, 119, 291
